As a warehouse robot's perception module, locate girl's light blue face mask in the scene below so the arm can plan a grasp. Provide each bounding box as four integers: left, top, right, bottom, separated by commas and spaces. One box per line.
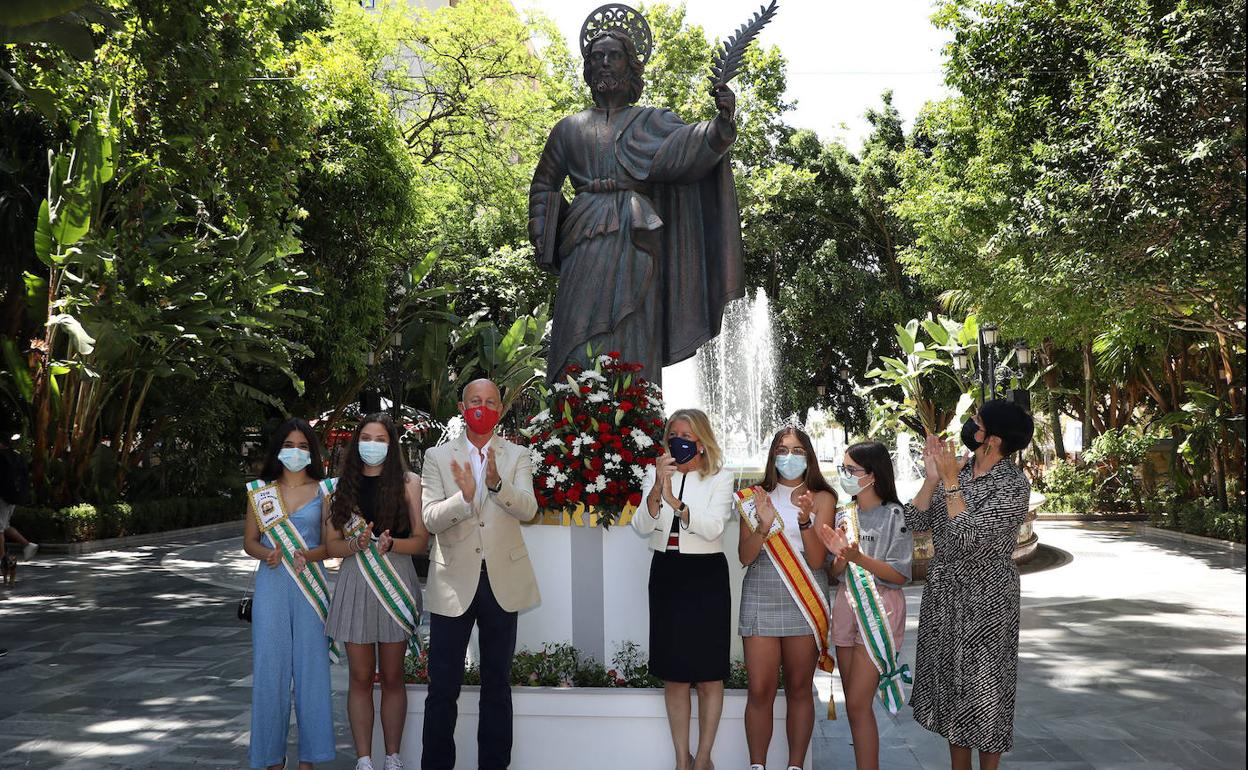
839, 469, 873, 496
775, 454, 807, 480
278, 447, 311, 472
358, 440, 389, 467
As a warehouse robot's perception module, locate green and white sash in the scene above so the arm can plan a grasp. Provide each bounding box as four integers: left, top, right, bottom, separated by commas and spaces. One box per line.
247, 479, 342, 663
321, 478, 421, 653
839, 501, 911, 713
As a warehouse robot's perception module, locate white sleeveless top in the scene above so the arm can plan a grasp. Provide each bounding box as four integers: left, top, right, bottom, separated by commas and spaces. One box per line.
769, 484, 805, 552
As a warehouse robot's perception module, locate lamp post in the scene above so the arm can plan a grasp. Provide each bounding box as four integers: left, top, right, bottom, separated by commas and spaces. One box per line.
365, 331, 406, 420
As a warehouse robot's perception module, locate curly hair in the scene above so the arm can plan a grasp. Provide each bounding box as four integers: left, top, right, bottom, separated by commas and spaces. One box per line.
329, 413, 409, 535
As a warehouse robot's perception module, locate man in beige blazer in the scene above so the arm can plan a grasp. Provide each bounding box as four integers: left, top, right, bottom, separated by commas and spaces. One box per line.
420, 378, 539, 770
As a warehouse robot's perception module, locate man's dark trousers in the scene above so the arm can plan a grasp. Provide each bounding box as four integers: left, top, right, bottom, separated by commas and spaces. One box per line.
421, 566, 518, 770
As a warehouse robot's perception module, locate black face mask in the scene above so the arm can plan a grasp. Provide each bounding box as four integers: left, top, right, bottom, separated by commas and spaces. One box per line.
668, 436, 699, 464
961, 418, 983, 451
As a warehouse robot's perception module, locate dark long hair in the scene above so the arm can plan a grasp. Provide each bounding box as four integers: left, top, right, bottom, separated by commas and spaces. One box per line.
846, 441, 901, 506
583, 30, 646, 106
329, 413, 409, 534
259, 418, 326, 483
760, 427, 837, 500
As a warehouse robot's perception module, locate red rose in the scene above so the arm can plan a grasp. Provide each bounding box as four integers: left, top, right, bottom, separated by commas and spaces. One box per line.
564, 435, 576, 445
621, 449, 634, 461
598, 405, 610, 415
544, 454, 557, 465
620, 401, 635, 412
628, 492, 642, 506
587, 493, 600, 506
580, 386, 591, 394
567, 487, 582, 503
607, 351, 621, 358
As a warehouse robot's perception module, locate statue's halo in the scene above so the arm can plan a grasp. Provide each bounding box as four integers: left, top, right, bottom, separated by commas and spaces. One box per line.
579, 4, 654, 65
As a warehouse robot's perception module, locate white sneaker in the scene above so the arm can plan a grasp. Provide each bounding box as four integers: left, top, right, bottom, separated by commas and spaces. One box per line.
750, 765, 765, 770
383, 755, 404, 770
22, 543, 37, 560
355, 758, 375, 770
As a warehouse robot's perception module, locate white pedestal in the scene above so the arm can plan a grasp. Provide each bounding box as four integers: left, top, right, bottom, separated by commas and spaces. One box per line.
513, 515, 745, 666
373, 684, 812, 769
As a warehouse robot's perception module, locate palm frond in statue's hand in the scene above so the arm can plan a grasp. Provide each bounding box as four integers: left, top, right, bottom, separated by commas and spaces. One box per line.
707, 0, 779, 94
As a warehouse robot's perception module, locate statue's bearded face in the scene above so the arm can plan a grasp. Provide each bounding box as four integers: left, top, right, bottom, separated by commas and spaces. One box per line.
588, 36, 629, 96
583, 32, 644, 105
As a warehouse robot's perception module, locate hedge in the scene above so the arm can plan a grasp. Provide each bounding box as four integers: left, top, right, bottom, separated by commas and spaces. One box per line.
8, 494, 245, 543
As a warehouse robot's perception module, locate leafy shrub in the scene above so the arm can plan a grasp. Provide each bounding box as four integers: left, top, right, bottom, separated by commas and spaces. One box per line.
9, 494, 244, 543
404, 639, 750, 689
1148, 485, 1246, 543
1039, 460, 1096, 513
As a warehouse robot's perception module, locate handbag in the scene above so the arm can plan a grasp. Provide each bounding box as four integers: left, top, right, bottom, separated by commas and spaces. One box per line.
237, 559, 260, 623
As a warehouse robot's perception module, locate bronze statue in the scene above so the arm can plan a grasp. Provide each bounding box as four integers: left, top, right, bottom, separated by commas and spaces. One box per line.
529, 3, 776, 385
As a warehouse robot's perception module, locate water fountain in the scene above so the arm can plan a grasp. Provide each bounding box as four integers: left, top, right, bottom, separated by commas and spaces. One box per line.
662, 287, 779, 471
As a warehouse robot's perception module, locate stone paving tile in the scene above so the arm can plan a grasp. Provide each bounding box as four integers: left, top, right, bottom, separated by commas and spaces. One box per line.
0, 522, 1243, 770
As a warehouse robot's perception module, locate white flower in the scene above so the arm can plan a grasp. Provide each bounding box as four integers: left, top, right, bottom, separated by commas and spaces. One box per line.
530, 450, 544, 466
631, 464, 646, 480
543, 437, 562, 449
596, 354, 616, 365
604, 461, 619, 472
553, 382, 573, 393
579, 370, 607, 383
545, 475, 557, 489
555, 471, 569, 483
630, 428, 654, 449
530, 409, 551, 424
586, 391, 609, 403
609, 453, 622, 463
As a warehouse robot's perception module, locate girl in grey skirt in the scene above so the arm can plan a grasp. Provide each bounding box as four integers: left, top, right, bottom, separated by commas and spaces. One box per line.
323, 413, 428, 770
737, 427, 838, 770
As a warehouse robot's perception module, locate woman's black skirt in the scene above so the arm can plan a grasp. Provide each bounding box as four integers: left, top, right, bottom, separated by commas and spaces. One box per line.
648, 550, 731, 683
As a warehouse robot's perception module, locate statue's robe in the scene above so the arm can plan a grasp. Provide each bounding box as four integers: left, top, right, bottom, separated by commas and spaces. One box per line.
528, 106, 745, 384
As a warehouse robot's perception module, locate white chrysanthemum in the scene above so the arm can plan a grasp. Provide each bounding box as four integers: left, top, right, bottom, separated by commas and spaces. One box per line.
579, 370, 607, 383
555, 471, 569, 483
630, 428, 654, 449
530, 450, 544, 466
604, 461, 619, 472
609, 453, 622, 463
553, 382, 573, 393
586, 391, 609, 403
631, 464, 646, 480
545, 475, 557, 489
531, 409, 551, 424
543, 437, 562, 449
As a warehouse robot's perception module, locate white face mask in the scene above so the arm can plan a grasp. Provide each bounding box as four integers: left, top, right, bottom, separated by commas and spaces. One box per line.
839, 470, 873, 497
358, 440, 389, 467
278, 447, 311, 472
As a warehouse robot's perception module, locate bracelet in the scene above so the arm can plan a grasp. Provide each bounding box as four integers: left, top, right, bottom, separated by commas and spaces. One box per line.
944, 484, 961, 494
798, 516, 814, 531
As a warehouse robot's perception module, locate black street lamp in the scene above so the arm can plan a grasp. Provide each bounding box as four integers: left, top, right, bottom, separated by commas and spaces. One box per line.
365, 331, 405, 420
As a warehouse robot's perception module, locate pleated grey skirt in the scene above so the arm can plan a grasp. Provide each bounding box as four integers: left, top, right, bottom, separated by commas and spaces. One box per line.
325, 553, 422, 644
739, 549, 823, 637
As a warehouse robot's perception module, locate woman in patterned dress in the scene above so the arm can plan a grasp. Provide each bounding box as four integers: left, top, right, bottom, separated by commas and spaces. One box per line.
904, 399, 1034, 769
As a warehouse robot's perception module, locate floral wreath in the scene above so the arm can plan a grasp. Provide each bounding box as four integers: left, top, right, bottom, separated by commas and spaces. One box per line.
522, 350, 666, 526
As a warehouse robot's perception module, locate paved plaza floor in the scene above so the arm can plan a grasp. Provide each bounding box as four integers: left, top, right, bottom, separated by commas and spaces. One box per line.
0, 522, 1243, 769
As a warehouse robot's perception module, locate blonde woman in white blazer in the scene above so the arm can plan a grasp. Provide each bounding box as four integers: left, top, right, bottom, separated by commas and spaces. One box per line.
632, 408, 736, 770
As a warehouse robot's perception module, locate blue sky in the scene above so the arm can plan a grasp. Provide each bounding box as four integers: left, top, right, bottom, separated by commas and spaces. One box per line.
519, 0, 953, 152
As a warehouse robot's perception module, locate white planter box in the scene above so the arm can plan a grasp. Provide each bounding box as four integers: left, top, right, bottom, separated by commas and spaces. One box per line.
372, 684, 812, 769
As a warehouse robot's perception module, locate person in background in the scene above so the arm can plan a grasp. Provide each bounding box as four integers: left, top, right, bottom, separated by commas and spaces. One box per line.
633, 408, 736, 770
904, 400, 1034, 770
0, 428, 38, 565
324, 413, 428, 770
420, 379, 539, 770
242, 418, 336, 770
820, 441, 913, 770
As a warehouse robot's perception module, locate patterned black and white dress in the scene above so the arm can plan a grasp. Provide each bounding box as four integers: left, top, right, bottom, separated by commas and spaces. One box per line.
904, 458, 1030, 754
